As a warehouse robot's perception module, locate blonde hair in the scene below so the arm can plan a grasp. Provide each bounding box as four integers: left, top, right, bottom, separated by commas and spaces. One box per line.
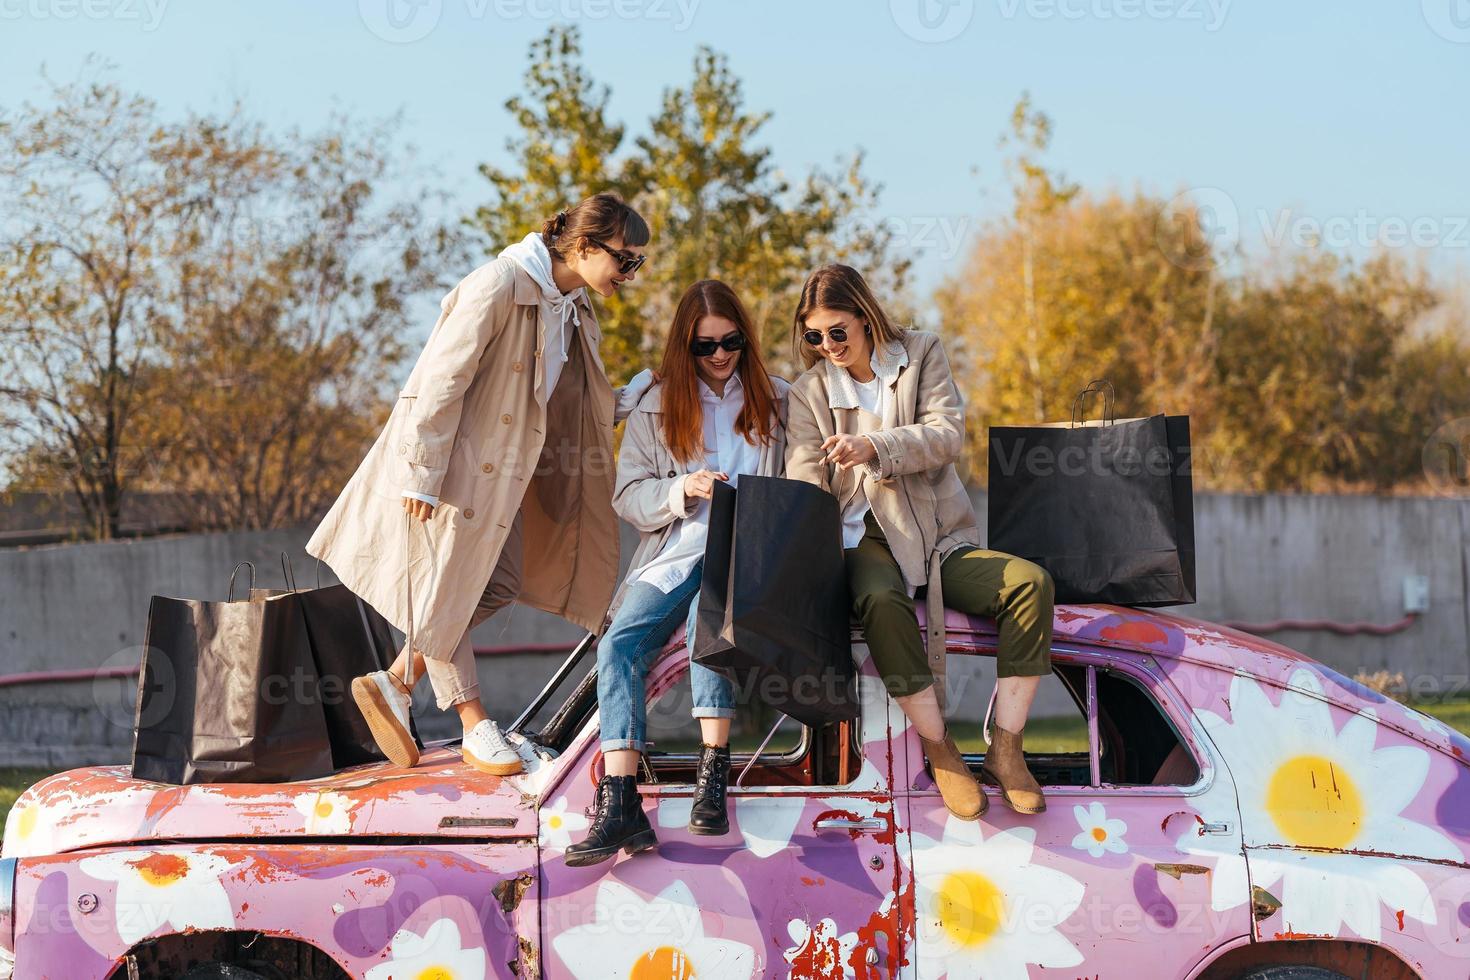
792, 264, 905, 369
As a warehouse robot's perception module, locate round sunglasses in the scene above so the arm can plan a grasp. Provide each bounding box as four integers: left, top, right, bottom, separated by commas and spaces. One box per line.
587, 237, 647, 275
689, 333, 747, 358
802, 325, 857, 347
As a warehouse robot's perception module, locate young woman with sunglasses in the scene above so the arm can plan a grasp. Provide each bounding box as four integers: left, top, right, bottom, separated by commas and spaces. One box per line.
308, 192, 656, 776
565, 279, 787, 866
785, 264, 1056, 820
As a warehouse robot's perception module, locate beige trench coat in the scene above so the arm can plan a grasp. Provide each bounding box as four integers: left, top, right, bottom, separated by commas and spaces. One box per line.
606, 377, 791, 620
785, 329, 981, 674
305, 258, 623, 663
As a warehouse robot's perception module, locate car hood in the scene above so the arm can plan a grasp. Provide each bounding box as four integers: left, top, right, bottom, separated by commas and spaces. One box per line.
2, 745, 553, 859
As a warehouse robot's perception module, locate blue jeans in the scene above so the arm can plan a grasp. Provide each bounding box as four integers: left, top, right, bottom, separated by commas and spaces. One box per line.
597, 563, 736, 753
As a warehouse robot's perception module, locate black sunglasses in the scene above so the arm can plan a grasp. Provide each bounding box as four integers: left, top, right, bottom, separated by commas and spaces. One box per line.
587, 237, 647, 275
689, 333, 747, 358
803, 325, 852, 347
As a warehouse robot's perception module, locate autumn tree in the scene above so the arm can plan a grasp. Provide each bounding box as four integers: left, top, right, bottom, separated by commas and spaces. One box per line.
471, 27, 907, 381
0, 67, 463, 536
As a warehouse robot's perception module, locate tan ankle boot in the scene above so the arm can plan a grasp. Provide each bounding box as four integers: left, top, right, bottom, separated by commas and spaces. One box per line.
980, 724, 1046, 814
919, 732, 987, 820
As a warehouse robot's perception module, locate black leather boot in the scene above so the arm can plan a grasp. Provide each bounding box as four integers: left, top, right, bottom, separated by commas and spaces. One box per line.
564, 774, 657, 867
688, 743, 731, 836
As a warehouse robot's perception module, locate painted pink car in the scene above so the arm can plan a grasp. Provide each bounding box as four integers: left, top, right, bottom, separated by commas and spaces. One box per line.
2, 605, 1467, 979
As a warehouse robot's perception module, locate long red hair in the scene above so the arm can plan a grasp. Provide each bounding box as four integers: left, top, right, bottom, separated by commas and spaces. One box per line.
658, 280, 779, 464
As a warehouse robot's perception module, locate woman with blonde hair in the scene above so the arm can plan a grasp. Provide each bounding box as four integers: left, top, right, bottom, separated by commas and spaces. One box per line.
785, 264, 1055, 819
307, 192, 655, 776
565, 279, 787, 866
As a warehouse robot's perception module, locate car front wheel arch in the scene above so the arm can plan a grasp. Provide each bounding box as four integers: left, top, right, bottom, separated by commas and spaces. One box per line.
1194, 938, 1421, 980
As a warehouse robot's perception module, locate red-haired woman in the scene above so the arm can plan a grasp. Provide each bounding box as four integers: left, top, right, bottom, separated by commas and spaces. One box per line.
565, 280, 786, 867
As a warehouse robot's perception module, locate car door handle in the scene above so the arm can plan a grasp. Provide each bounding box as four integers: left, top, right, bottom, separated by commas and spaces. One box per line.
814, 817, 886, 833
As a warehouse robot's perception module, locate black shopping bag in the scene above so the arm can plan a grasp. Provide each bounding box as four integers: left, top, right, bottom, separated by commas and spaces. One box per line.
284, 558, 424, 769
131, 563, 335, 784
693, 475, 858, 726
987, 380, 1196, 606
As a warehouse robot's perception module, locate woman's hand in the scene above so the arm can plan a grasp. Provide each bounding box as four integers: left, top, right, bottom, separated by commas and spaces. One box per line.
683, 469, 730, 501
402, 496, 436, 522
821, 434, 877, 470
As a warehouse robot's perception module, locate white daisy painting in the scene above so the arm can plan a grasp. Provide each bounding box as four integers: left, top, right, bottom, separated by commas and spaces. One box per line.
1070, 801, 1128, 859
293, 790, 357, 835
551, 879, 756, 978
76, 850, 238, 946
363, 917, 486, 980
1182, 667, 1463, 941
901, 816, 1085, 980
539, 795, 590, 850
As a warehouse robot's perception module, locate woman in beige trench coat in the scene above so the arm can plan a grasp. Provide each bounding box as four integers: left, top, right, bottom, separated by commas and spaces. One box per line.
305, 192, 655, 775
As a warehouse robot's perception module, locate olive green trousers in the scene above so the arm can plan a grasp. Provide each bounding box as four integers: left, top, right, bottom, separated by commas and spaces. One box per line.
845, 511, 1054, 699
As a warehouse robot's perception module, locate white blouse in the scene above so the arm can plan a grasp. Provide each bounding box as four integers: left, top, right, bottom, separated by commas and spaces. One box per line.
634, 372, 763, 594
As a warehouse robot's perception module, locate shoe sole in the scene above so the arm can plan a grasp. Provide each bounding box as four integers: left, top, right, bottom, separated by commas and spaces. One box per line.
563, 828, 658, 867
352, 676, 419, 768
687, 822, 730, 837
979, 768, 1046, 814
463, 750, 524, 776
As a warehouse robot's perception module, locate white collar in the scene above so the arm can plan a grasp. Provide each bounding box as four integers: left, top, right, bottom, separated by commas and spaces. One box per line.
698, 370, 744, 403
824, 338, 908, 410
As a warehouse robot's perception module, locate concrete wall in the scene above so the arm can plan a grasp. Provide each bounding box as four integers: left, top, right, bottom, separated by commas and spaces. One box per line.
1, 492, 1467, 768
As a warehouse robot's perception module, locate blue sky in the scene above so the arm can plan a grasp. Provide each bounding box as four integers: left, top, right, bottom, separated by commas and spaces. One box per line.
5, 0, 1469, 337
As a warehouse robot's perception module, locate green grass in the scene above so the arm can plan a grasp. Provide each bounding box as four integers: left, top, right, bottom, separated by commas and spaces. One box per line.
0, 768, 58, 830
1415, 696, 1470, 734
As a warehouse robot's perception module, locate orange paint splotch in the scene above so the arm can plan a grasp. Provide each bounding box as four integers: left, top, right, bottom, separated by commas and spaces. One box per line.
1100, 621, 1170, 646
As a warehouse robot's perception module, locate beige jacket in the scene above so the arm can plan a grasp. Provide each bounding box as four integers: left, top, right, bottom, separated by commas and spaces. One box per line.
608, 376, 791, 619
785, 330, 981, 665
305, 258, 629, 661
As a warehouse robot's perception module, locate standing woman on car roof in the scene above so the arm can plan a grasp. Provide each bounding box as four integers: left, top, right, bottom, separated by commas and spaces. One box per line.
306, 192, 655, 777
784, 263, 1056, 820
564, 279, 788, 867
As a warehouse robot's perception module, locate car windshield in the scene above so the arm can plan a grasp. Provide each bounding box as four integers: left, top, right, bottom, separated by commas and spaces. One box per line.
508, 634, 600, 751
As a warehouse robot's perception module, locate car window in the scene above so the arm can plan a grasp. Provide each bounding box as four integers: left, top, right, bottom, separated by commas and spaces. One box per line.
641, 665, 862, 788
942, 649, 1199, 788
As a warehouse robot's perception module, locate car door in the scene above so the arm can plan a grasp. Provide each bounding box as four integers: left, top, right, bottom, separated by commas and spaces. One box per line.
895, 646, 1252, 980
537, 645, 907, 978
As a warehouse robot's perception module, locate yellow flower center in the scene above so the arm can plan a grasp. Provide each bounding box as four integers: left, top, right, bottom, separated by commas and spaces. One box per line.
936, 870, 1005, 948
15, 807, 38, 839
1091, 826, 1108, 842
131, 853, 190, 887
1265, 754, 1364, 849
629, 946, 696, 979
548, 815, 563, 830
414, 968, 454, 980
315, 800, 336, 818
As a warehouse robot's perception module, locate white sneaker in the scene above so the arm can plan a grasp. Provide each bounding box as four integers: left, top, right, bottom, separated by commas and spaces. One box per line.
351, 670, 419, 768
462, 719, 524, 776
